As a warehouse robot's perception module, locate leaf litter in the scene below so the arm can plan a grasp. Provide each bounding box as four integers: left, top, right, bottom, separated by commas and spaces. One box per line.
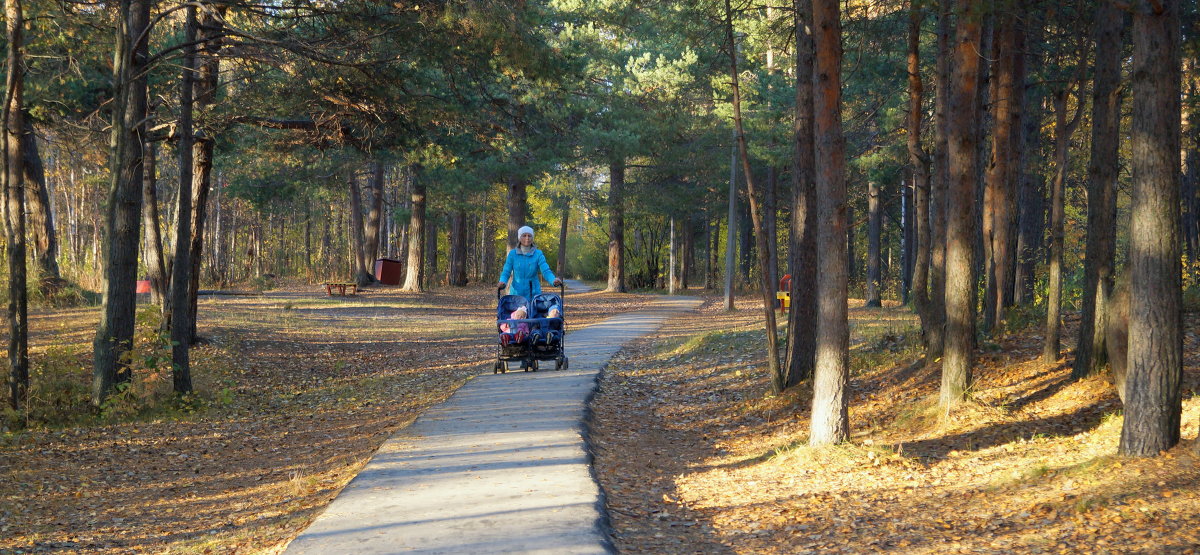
589, 295, 1200, 554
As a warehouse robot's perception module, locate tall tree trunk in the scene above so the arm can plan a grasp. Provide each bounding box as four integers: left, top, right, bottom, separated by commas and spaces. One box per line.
1043, 86, 1083, 363
401, 166, 426, 292
3, 0, 28, 410
607, 159, 626, 292
1073, 3, 1124, 380
866, 180, 882, 307
169, 5, 197, 394
982, 4, 1024, 333
426, 213, 438, 284
448, 208, 467, 286
556, 198, 569, 277
724, 0, 783, 392
681, 215, 694, 289
93, 0, 149, 404
1120, 0, 1182, 457
785, 0, 818, 388
809, 0, 849, 444
507, 175, 527, 251
908, 1, 933, 336
941, 0, 981, 409
141, 125, 168, 307
21, 115, 61, 288
185, 3, 225, 344
363, 161, 384, 282
349, 174, 369, 284
927, 0, 952, 359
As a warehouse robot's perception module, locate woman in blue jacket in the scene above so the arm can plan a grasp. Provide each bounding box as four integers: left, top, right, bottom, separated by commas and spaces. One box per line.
497, 225, 561, 300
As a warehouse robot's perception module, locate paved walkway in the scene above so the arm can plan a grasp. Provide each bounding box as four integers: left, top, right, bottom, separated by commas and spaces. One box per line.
285, 282, 702, 554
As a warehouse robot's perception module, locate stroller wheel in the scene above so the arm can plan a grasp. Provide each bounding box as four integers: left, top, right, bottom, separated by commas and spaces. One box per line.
562, 356, 569, 370
554, 356, 563, 371
532, 360, 539, 372
493, 361, 502, 374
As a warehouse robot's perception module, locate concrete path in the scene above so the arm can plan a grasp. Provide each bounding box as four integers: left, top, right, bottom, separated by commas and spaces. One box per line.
285, 281, 702, 554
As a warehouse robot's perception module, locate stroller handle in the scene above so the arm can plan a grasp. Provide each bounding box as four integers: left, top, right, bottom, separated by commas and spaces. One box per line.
496, 281, 566, 300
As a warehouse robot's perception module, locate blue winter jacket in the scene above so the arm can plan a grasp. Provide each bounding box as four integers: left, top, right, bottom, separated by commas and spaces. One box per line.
499, 247, 557, 300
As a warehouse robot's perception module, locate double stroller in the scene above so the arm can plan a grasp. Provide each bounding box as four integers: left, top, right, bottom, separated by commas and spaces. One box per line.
494, 284, 568, 373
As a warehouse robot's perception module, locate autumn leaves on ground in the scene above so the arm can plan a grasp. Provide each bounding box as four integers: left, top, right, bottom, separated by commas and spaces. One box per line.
3, 287, 1199, 553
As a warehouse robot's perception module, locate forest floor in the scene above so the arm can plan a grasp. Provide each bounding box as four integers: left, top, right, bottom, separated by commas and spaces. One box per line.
589, 296, 1200, 554
0, 282, 653, 554
3, 285, 1199, 554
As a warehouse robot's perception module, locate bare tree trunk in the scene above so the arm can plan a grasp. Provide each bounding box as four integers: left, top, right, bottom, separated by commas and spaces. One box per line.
448, 208, 468, 286
184, 3, 225, 344
507, 175, 527, 251
363, 161, 384, 281
425, 212, 439, 285
941, 0, 981, 409
556, 198, 569, 277
21, 116, 61, 289
908, 1, 932, 336
168, 5, 197, 394
927, 0, 952, 359
141, 125, 168, 306
3, 0, 29, 410
1073, 3, 1124, 380
866, 179, 882, 307
809, 0, 849, 443
1043, 86, 1083, 363
348, 173, 369, 284
607, 159, 626, 292
401, 166, 426, 292
724, 0, 783, 392
982, 3, 1024, 333
785, 0, 818, 388
1120, 0, 1182, 457
94, 0, 150, 403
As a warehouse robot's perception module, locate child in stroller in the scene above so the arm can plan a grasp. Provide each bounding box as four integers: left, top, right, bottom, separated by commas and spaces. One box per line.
493, 285, 568, 373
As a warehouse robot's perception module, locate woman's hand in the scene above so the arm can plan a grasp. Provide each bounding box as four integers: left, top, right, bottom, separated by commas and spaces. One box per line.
552, 278, 563, 287
497, 282, 507, 292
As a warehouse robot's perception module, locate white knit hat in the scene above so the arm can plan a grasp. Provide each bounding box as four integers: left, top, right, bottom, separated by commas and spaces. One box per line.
517, 226, 534, 240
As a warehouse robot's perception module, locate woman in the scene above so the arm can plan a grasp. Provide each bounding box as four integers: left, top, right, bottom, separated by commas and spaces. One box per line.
497, 225, 562, 300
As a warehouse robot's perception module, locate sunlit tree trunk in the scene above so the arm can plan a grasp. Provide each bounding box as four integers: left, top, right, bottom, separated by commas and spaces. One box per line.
363, 161, 385, 281
907, 1, 932, 336
724, 0, 783, 392
1073, 3, 1124, 380
507, 175, 527, 251
809, 0, 849, 443
927, 0, 952, 359
941, 0, 981, 409
21, 115, 61, 290
142, 125, 167, 307
448, 208, 467, 286
169, 5, 197, 394
401, 166, 426, 292
1120, 0, 1182, 457
1043, 86, 1083, 363
866, 179, 882, 307
556, 198, 569, 277
349, 174, 369, 284
785, 0, 817, 388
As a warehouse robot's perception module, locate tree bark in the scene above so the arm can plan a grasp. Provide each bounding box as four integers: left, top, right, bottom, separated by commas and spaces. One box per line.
809, 0, 849, 444
982, 4, 1024, 333
93, 0, 149, 404
1072, 3, 1124, 380
1043, 86, 1083, 363
724, 0, 783, 392
425, 212, 438, 284
21, 115, 61, 288
607, 159, 626, 292
169, 4, 197, 394
3, 0, 28, 410
866, 180, 882, 307
1120, 0, 1183, 457
927, 0, 952, 359
401, 166, 426, 292
448, 208, 468, 286
556, 197, 569, 277
785, 0, 818, 388
908, 1, 932, 338
364, 162, 384, 277
185, 3, 226, 344
349, 173, 369, 284
507, 175, 527, 251
141, 124, 168, 307
941, 0, 981, 409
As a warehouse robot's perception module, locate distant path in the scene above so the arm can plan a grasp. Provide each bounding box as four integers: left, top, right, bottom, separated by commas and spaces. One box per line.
284, 281, 702, 554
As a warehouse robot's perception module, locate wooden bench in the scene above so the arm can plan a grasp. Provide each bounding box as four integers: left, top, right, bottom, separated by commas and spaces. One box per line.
325, 282, 358, 296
